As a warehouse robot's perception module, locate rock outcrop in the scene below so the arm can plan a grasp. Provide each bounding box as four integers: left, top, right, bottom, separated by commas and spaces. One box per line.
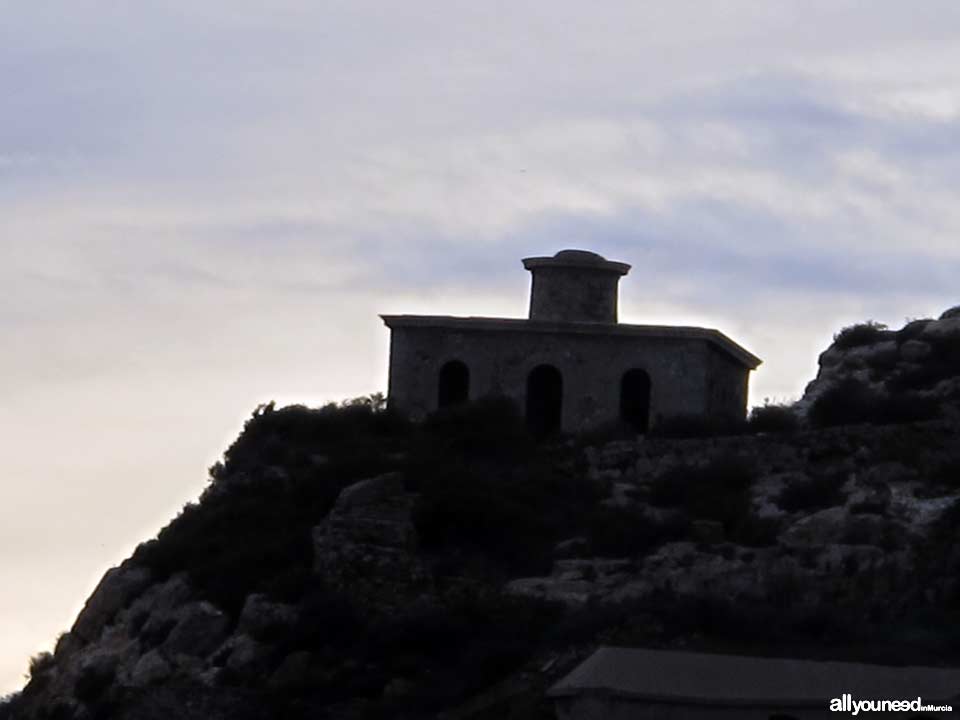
508, 421, 960, 613
798, 309, 960, 420
9, 473, 432, 720
312, 471, 433, 610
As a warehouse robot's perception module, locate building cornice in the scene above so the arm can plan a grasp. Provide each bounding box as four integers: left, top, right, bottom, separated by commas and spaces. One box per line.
380, 314, 761, 369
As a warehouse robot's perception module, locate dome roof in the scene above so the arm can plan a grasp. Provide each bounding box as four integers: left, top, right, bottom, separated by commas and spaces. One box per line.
553, 249, 606, 263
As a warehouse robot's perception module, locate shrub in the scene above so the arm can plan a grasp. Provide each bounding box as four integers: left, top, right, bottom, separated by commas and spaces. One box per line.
210, 397, 410, 483
931, 454, 960, 489
585, 506, 688, 556
895, 318, 933, 345
364, 591, 560, 713
135, 398, 410, 616
886, 330, 960, 398
420, 395, 530, 460
651, 414, 746, 439
74, 661, 115, 704
808, 378, 880, 427
874, 392, 940, 424
414, 452, 598, 577
748, 403, 799, 433
730, 514, 781, 546
811, 376, 942, 427
576, 420, 643, 447
832, 321, 890, 350
776, 473, 844, 513
291, 587, 366, 651
28, 651, 54, 680
649, 454, 757, 533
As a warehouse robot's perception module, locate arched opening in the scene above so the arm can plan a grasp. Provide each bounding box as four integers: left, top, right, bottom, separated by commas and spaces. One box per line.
526, 364, 562, 436
438, 360, 469, 408
620, 369, 651, 433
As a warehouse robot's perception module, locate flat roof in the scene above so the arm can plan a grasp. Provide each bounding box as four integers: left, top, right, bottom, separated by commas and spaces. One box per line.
522, 249, 631, 275
548, 647, 960, 706
380, 315, 762, 369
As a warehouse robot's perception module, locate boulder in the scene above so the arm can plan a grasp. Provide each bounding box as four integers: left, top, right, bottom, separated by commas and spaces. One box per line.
596, 441, 637, 470
74, 648, 122, 703
863, 462, 916, 486
223, 635, 269, 680
847, 483, 891, 514
900, 339, 932, 363
267, 652, 325, 693
128, 649, 172, 688
71, 564, 153, 643
602, 482, 638, 508
313, 473, 432, 610
691, 519, 725, 544
922, 315, 960, 339
334, 472, 406, 514
505, 577, 595, 607
780, 507, 849, 548
162, 602, 230, 658
238, 594, 299, 641
553, 536, 589, 559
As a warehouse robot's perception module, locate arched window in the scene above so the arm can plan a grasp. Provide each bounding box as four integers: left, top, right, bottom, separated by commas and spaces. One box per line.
620, 368, 651, 433
438, 360, 469, 408
526, 364, 562, 436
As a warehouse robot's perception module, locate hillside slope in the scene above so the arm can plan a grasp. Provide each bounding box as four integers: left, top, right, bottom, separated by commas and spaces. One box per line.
6, 312, 960, 720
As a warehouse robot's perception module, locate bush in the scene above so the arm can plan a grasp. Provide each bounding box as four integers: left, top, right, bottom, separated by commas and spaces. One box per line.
651, 414, 746, 439
0, 697, 14, 720
649, 454, 757, 533
808, 378, 879, 427
135, 398, 411, 615
210, 397, 410, 483
931, 454, 960, 489
28, 651, 54, 680
873, 392, 940, 424
74, 661, 115, 704
576, 420, 644, 447
291, 587, 366, 651
414, 452, 598, 577
585, 506, 688, 556
364, 591, 560, 713
895, 318, 933, 345
776, 473, 845, 513
730, 514, 781, 546
420, 396, 530, 460
810, 378, 941, 428
748, 403, 799, 434
889, 331, 960, 394
832, 321, 890, 350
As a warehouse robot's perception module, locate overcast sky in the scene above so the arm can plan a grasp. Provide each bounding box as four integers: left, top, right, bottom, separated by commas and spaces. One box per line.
4, 1, 960, 694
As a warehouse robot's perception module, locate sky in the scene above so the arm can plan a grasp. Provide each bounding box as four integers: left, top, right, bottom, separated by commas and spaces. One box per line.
4, 0, 960, 694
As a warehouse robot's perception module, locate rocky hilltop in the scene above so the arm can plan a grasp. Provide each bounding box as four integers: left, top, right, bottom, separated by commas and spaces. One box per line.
798, 307, 960, 424
5, 311, 960, 720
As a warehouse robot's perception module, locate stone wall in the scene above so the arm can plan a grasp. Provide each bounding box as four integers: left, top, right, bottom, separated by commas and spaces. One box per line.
387, 323, 745, 432
706, 344, 750, 421
527, 266, 622, 323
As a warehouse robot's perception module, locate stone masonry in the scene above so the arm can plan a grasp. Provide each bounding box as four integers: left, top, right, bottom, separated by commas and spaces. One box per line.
382, 250, 761, 434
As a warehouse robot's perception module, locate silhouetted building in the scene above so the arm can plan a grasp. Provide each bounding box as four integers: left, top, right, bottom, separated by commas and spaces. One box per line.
549, 646, 960, 719
381, 250, 761, 434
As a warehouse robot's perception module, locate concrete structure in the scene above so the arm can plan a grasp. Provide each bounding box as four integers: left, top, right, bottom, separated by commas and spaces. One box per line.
381, 250, 761, 434
549, 647, 960, 719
